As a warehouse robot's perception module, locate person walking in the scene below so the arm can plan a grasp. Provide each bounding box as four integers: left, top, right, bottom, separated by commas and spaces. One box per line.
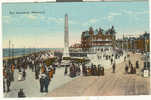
3, 69, 7, 92
5, 69, 11, 92
136, 60, 139, 69
112, 62, 116, 73
97, 65, 101, 76
11, 64, 15, 81
3, 77, 6, 92
124, 56, 126, 61
111, 58, 113, 64
22, 69, 26, 80
44, 76, 50, 93
6, 77, 11, 92
18, 70, 23, 81
130, 64, 134, 74
31, 60, 34, 72
39, 74, 45, 92
35, 65, 40, 79
101, 67, 104, 76
64, 66, 68, 75
125, 64, 128, 74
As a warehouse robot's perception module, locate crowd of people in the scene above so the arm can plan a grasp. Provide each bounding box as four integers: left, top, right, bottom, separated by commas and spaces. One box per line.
64, 63, 105, 77
111, 54, 139, 74
3, 49, 148, 97
64, 63, 81, 78
64, 51, 124, 77
3, 51, 56, 97
82, 64, 105, 76
124, 54, 139, 74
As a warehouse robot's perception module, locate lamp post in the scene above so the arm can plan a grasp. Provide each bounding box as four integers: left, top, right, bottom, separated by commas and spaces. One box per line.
8, 40, 11, 66
23, 46, 25, 57
12, 44, 14, 65
144, 36, 147, 66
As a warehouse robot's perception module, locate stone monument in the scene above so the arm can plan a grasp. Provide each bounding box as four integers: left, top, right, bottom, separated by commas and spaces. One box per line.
63, 13, 70, 58
61, 14, 70, 66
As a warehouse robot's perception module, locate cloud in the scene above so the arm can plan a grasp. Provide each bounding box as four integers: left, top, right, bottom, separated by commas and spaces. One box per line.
82, 12, 121, 26
105, 12, 122, 22
110, 12, 122, 16
121, 10, 149, 22
48, 17, 64, 24
82, 22, 89, 27
48, 17, 77, 25
69, 20, 77, 25
82, 18, 98, 26
122, 10, 133, 15
89, 19, 98, 23
3, 14, 46, 25
40, 15, 45, 20
122, 10, 148, 15
106, 16, 113, 22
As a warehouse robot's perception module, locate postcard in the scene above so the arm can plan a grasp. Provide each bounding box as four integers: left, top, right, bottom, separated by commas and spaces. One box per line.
2, 1, 150, 98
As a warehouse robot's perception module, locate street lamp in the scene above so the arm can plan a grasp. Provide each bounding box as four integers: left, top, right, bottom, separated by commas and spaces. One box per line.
12, 44, 14, 65
8, 40, 11, 66
144, 36, 147, 67
23, 46, 25, 56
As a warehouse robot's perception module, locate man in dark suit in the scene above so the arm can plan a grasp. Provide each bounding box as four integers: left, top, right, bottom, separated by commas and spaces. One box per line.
39, 74, 45, 92
44, 76, 50, 93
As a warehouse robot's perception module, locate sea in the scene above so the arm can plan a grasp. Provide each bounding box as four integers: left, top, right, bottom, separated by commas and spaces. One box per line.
3, 48, 63, 57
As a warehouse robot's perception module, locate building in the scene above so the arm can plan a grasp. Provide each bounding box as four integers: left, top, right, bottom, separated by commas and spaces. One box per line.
81, 26, 116, 53
117, 32, 150, 52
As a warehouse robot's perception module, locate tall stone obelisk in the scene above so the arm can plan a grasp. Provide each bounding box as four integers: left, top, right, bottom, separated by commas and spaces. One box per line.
63, 13, 70, 58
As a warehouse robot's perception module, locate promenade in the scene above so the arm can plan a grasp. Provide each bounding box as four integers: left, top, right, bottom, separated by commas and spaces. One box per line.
4, 67, 79, 97
47, 52, 150, 96
4, 52, 150, 97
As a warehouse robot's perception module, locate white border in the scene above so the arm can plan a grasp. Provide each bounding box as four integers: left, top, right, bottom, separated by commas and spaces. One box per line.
1, 0, 56, 3
0, 0, 151, 100
0, 0, 2, 99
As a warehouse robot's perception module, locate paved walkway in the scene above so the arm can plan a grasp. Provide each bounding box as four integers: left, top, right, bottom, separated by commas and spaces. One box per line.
47, 52, 150, 96
87, 52, 127, 69
4, 67, 78, 97
4, 52, 150, 97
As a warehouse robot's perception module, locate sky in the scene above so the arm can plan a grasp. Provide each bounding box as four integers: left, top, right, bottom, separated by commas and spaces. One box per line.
2, 1, 149, 48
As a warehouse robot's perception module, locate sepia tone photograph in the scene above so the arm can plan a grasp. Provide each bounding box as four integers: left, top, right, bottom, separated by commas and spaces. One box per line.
2, 1, 150, 98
